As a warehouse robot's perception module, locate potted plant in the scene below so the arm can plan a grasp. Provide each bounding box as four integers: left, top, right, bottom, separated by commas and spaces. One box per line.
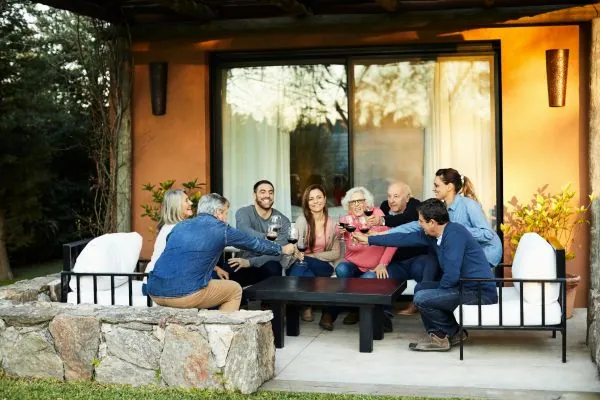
501, 183, 595, 318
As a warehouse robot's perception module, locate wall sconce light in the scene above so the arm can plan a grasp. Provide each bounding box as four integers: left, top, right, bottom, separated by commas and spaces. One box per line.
545, 49, 569, 107
149, 62, 168, 116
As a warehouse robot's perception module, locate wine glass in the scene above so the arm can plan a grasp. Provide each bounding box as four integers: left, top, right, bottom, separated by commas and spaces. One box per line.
296, 236, 307, 267
358, 216, 370, 246
338, 215, 348, 242
364, 206, 374, 217
270, 215, 282, 234
266, 224, 278, 241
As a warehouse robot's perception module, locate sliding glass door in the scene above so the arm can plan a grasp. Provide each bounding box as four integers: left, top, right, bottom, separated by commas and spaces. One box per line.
217, 48, 498, 227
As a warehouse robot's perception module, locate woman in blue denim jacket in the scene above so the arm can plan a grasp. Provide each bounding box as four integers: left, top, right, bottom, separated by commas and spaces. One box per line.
387, 168, 502, 267
147, 193, 295, 312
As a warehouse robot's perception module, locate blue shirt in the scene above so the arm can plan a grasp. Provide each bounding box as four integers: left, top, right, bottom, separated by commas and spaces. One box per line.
386, 195, 502, 266
369, 222, 498, 300
146, 213, 282, 298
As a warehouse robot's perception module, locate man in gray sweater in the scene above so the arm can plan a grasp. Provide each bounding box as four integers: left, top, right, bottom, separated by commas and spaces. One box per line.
226, 180, 291, 287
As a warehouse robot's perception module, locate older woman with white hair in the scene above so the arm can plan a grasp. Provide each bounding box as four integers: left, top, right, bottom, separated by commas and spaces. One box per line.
319, 186, 396, 331
146, 193, 295, 312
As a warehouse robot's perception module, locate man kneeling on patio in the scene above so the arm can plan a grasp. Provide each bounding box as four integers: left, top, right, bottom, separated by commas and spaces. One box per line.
353, 198, 498, 351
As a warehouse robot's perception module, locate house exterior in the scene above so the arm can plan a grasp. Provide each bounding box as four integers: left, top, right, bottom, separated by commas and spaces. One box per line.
38, 0, 600, 352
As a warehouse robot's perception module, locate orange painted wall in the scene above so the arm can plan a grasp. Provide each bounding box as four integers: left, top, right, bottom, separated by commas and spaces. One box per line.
131, 25, 590, 305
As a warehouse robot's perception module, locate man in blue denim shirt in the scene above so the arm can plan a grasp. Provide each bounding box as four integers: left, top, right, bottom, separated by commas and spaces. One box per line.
147, 193, 295, 312
354, 199, 498, 351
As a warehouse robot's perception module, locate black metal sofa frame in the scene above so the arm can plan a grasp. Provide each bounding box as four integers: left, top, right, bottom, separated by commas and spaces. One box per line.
457, 237, 567, 363
62, 238, 153, 307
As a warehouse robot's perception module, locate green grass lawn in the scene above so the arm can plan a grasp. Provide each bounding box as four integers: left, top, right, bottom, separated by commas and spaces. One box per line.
0, 259, 62, 287
0, 377, 460, 400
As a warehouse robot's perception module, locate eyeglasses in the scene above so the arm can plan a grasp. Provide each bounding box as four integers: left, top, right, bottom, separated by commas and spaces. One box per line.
348, 199, 366, 206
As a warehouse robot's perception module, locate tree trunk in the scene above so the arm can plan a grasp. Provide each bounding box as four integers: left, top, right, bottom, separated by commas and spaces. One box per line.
0, 211, 14, 280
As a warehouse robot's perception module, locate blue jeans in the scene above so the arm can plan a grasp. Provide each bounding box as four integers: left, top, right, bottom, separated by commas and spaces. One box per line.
335, 261, 377, 279
288, 256, 333, 277
387, 254, 439, 283
413, 282, 497, 337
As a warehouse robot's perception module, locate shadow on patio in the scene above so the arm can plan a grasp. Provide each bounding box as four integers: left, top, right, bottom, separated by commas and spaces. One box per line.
263, 307, 600, 399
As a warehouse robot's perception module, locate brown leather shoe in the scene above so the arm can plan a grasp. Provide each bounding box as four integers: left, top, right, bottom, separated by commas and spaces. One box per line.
343, 311, 359, 325
397, 302, 418, 316
301, 306, 314, 322
319, 313, 334, 331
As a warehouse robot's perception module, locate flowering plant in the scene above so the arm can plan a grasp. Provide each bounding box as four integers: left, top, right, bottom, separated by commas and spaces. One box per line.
501, 183, 595, 260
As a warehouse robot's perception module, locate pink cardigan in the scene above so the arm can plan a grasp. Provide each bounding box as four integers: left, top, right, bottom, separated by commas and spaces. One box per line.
342, 208, 396, 272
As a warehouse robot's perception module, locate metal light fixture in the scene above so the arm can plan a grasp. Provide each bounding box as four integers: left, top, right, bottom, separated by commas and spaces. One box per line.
545, 49, 569, 107
149, 62, 168, 115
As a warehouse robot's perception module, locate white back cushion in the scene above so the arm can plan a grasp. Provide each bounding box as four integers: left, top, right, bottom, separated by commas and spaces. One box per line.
511, 232, 559, 305
70, 232, 142, 292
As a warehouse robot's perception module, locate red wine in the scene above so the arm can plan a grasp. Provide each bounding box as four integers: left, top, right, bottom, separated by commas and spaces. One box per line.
288, 238, 298, 244
345, 225, 356, 233
297, 246, 307, 252
266, 234, 277, 241
338, 222, 346, 229
364, 209, 373, 217
359, 228, 369, 234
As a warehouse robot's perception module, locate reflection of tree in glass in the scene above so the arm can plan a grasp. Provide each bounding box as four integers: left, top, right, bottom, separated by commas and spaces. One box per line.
354, 61, 435, 129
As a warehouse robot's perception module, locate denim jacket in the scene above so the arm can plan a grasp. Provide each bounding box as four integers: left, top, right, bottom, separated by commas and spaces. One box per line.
386, 195, 502, 266
146, 213, 282, 298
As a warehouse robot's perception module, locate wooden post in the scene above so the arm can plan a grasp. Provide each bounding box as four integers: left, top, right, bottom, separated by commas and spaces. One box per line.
587, 17, 600, 370
116, 40, 132, 233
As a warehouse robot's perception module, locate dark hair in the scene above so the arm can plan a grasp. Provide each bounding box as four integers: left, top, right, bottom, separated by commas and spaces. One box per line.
417, 198, 450, 225
253, 180, 274, 193
301, 184, 328, 252
435, 168, 479, 203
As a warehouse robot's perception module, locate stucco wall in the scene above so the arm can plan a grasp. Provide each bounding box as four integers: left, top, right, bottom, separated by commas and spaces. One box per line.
131, 25, 590, 306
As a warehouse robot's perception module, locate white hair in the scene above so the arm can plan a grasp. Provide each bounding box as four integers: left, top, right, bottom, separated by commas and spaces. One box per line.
197, 193, 229, 215
341, 186, 375, 210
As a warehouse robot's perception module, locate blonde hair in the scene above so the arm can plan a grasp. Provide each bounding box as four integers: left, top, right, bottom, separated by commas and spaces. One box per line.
158, 189, 188, 230
341, 186, 375, 210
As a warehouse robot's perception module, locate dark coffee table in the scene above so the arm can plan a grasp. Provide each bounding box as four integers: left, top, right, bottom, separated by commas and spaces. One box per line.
245, 276, 406, 353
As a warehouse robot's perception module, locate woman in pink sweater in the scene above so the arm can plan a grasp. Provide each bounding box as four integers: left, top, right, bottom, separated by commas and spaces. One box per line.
319, 186, 396, 330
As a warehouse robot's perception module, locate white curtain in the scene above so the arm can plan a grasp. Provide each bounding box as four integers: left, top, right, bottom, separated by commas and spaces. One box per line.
424, 56, 496, 225
222, 104, 291, 226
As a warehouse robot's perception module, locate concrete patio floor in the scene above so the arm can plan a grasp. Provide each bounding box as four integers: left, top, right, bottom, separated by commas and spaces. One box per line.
262, 307, 600, 399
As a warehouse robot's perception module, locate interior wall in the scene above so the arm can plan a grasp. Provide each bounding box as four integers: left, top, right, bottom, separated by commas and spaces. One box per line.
131, 25, 590, 306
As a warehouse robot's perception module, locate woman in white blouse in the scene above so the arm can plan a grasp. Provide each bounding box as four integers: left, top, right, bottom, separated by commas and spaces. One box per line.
145, 189, 194, 276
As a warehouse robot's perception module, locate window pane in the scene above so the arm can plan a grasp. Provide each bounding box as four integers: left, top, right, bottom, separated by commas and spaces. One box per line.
352, 56, 496, 227
222, 65, 348, 224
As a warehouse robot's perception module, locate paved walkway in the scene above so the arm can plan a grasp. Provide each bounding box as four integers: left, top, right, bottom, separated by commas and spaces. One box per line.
262, 308, 600, 399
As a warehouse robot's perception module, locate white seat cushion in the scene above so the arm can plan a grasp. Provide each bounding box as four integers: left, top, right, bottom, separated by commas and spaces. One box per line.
453, 287, 562, 326
70, 232, 142, 292
67, 281, 153, 307
512, 232, 559, 305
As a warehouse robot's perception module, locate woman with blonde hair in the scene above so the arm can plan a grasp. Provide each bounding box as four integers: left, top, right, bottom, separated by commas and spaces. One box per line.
289, 184, 340, 322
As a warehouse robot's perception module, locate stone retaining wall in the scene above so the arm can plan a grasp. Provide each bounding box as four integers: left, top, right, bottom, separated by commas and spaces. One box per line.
0, 277, 275, 394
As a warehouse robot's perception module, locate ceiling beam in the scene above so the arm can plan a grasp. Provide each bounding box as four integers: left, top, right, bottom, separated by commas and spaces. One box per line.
129, 3, 600, 41
155, 0, 216, 20
269, 0, 311, 17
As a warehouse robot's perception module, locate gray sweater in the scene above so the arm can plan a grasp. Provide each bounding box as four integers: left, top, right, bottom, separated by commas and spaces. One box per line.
235, 205, 291, 267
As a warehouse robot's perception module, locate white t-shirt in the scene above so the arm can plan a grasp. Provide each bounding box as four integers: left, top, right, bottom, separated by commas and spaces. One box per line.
145, 224, 176, 276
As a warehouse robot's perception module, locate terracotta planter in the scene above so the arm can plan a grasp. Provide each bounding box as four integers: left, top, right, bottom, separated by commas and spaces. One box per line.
565, 273, 580, 319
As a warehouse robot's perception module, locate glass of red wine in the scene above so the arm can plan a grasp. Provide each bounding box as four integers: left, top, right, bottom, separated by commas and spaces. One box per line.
266, 224, 278, 241
296, 236, 307, 267
358, 216, 370, 245
364, 206, 374, 217
338, 216, 348, 242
